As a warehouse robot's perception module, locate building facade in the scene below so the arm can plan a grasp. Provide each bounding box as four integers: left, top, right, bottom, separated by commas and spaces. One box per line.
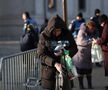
0, 0, 108, 40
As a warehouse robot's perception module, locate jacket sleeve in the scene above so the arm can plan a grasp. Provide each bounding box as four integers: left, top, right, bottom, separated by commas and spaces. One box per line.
97, 24, 108, 45
66, 32, 78, 57
37, 34, 55, 67
77, 25, 92, 46
68, 20, 75, 33
69, 40, 78, 57
101, 24, 108, 44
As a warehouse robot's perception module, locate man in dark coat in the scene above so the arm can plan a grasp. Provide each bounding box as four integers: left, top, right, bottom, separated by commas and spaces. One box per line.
37, 15, 78, 90
90, 9, 101, 31
98, 14, 108, 76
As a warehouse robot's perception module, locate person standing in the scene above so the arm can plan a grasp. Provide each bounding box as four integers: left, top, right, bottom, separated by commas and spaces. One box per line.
73, 21, 97, 89
90, 9, 101, 32
37, 15, 78, 90
90, 9, 104, 67
98, 14, 108, 76
20, 12, 39, 85
68, 12, 85, 39
20, 11, 39, 51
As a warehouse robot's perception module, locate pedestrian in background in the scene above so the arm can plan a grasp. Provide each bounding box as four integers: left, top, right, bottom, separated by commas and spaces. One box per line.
73, 21, 97, 89
20, 11, 39, 51
68, 12, 85, 39
90, 9, 103, 66
90, 9, 103, 67
22, 11, 39, 34
37, 15, 78, 90
90, 9, 101, 33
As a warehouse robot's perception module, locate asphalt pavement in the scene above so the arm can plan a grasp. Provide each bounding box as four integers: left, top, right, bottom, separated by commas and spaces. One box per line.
0, 41, 20, 58
73, 64, 108, 90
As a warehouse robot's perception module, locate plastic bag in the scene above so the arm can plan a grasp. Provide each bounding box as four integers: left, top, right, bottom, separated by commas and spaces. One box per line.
65, 55, 78, 80
61, 50, 78, 80
91, 44, 103, 63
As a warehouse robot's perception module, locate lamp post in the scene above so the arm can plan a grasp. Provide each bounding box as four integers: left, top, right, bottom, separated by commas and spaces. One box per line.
43, 0, 47, 22
62, 0, 67, 25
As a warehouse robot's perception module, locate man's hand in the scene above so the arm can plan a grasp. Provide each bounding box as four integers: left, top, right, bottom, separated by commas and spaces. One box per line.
54, 63, 62, 73
92, 38, 97, 44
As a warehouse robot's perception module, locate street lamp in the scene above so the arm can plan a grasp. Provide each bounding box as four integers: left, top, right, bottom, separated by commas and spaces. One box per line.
62, 0, 67, 25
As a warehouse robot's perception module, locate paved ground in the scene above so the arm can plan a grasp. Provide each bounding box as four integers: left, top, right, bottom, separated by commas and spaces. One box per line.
73, 65, 108, 90
0, 41, 108, 90
0, 41, 20, 58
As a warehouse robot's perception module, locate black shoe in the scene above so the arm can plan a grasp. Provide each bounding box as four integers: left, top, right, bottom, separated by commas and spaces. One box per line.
79, 86, 85, 89
105, 86, 108, 90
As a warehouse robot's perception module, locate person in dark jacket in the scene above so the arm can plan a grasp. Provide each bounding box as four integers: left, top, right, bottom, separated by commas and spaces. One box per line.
20, 11, 39, 51
90, 9, 103, 67
37, 15, 78, 90
68, 12, 85, 38
90, 9, 101, 31
97, 14, 108, 76
22, 11, 39, 34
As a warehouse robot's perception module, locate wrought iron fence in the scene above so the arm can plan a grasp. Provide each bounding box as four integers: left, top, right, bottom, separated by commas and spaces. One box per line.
0, 49, 42, 90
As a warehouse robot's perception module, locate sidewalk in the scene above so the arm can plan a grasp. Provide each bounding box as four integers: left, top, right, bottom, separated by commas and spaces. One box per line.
0, 41, 20, 58
73, 66, 108, 90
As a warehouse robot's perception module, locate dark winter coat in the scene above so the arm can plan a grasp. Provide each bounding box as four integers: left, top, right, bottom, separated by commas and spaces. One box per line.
20, 25, 39, 51
98, 21, 108, 76
37, 15, 78, 89
91, 16, 102, 37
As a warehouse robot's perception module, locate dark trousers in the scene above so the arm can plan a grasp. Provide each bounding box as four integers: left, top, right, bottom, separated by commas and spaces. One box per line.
76, 68, 93, 89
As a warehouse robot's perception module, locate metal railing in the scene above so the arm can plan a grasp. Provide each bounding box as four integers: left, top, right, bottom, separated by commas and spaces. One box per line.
0, 49, 42, 90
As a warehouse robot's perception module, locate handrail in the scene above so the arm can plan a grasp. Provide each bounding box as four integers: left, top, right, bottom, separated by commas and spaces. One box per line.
0, 49, 41, 90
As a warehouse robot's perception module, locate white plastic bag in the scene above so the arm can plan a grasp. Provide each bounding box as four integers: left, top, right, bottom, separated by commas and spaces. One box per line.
91, 44, 103, 63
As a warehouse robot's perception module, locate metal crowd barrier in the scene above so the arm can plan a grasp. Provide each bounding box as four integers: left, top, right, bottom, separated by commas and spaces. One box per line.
0, 49, 42, 90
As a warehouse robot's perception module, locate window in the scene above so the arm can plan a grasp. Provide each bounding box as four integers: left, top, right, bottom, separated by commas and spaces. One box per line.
78, 0, 86, 11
